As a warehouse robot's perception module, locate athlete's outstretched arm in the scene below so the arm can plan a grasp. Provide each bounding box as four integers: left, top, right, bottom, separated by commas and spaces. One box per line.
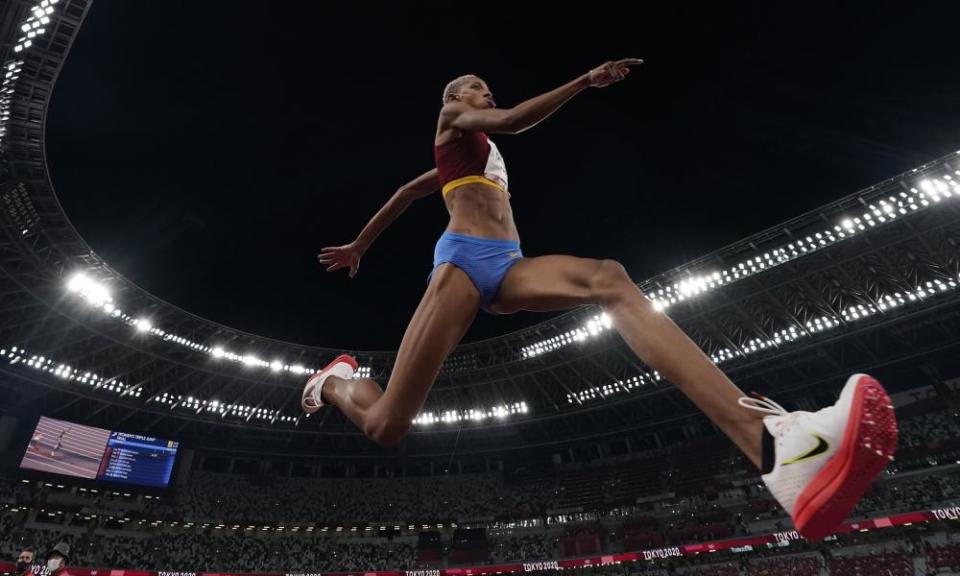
319, 169, 439, 277
442, 58, 642, 135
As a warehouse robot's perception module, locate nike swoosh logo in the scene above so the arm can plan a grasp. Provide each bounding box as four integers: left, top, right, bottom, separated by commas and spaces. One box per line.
782, 434, 830, 466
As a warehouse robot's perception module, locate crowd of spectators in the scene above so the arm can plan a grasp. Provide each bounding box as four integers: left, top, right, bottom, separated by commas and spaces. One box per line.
2, 402, 958, 572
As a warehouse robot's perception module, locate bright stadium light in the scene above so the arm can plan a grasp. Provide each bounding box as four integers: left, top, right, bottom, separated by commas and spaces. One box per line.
523, 166, 960, 360
66, 273, 88, 292
0, 345, 132, 398
66, 272, 112, 306
568, 272, 960, 405
134, 318, 152, 333
412, 401, 530, 426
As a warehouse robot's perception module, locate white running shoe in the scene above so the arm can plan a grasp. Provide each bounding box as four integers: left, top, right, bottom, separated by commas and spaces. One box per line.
739, 373, 898, 540
301, 354, 358, 413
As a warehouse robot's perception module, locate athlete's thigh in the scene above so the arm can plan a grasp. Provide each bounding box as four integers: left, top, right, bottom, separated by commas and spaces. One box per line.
489, 255, 605, 314
373, 263, 481, 422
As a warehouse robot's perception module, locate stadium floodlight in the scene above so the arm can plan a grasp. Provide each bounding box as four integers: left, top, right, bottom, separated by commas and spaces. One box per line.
412, 401, 529, 426
63, 278, 347, 380
66, 272, 112, 306
66, 273, 88, 292
522, 166, 960, 360
0, 344, 129, 397
568, 271, 960, 405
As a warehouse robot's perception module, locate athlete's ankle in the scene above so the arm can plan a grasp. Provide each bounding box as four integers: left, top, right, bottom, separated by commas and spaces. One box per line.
319, 375, 346, 405
760, 424, 775, 474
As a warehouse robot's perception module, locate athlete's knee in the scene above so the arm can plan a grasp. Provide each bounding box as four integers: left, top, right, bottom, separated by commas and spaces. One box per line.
590, 259, 637, 305
364, 415, 411, 447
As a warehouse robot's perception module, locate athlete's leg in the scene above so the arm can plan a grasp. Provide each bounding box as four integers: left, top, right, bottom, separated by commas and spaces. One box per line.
495, 255, 896, 540
490, 255, 765, 467
318, 263, 480, 446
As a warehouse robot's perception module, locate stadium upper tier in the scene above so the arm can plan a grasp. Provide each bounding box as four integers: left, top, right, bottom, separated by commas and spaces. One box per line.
1, 0, 960, 450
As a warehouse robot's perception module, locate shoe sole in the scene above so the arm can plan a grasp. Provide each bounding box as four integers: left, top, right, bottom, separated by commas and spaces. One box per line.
793, 374, 898, 540
300, 354, 359, 413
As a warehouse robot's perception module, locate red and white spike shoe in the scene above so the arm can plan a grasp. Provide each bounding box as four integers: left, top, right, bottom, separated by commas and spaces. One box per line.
301, 354, 359, 414
740, 373, 898, 541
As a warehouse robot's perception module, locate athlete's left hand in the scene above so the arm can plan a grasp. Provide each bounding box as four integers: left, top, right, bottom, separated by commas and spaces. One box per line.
318, 241, 364, 278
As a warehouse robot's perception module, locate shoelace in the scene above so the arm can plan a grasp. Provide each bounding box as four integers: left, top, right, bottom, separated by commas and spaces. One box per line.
738, 391, 788, 416
739, 392, 805, 435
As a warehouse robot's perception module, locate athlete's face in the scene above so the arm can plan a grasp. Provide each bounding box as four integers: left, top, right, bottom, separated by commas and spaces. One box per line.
457, 77, 496, 109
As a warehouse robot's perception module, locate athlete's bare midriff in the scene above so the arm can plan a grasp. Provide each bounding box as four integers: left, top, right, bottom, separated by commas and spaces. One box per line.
443, 183, 519, 241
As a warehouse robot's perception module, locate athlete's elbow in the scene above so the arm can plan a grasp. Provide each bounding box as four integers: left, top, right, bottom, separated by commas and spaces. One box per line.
498, 110, 523, 134
395, 187, 421, 204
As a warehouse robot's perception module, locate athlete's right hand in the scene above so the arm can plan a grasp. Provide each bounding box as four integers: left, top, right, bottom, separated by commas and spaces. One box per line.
318, 242, 364, 278
588, 58, 643, 88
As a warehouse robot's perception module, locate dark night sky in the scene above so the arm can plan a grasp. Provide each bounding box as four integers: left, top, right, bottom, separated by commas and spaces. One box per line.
46, 2, 960, 350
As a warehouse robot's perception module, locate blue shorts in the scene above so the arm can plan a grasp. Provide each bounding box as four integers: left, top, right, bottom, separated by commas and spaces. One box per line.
429, 231, 523, 313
